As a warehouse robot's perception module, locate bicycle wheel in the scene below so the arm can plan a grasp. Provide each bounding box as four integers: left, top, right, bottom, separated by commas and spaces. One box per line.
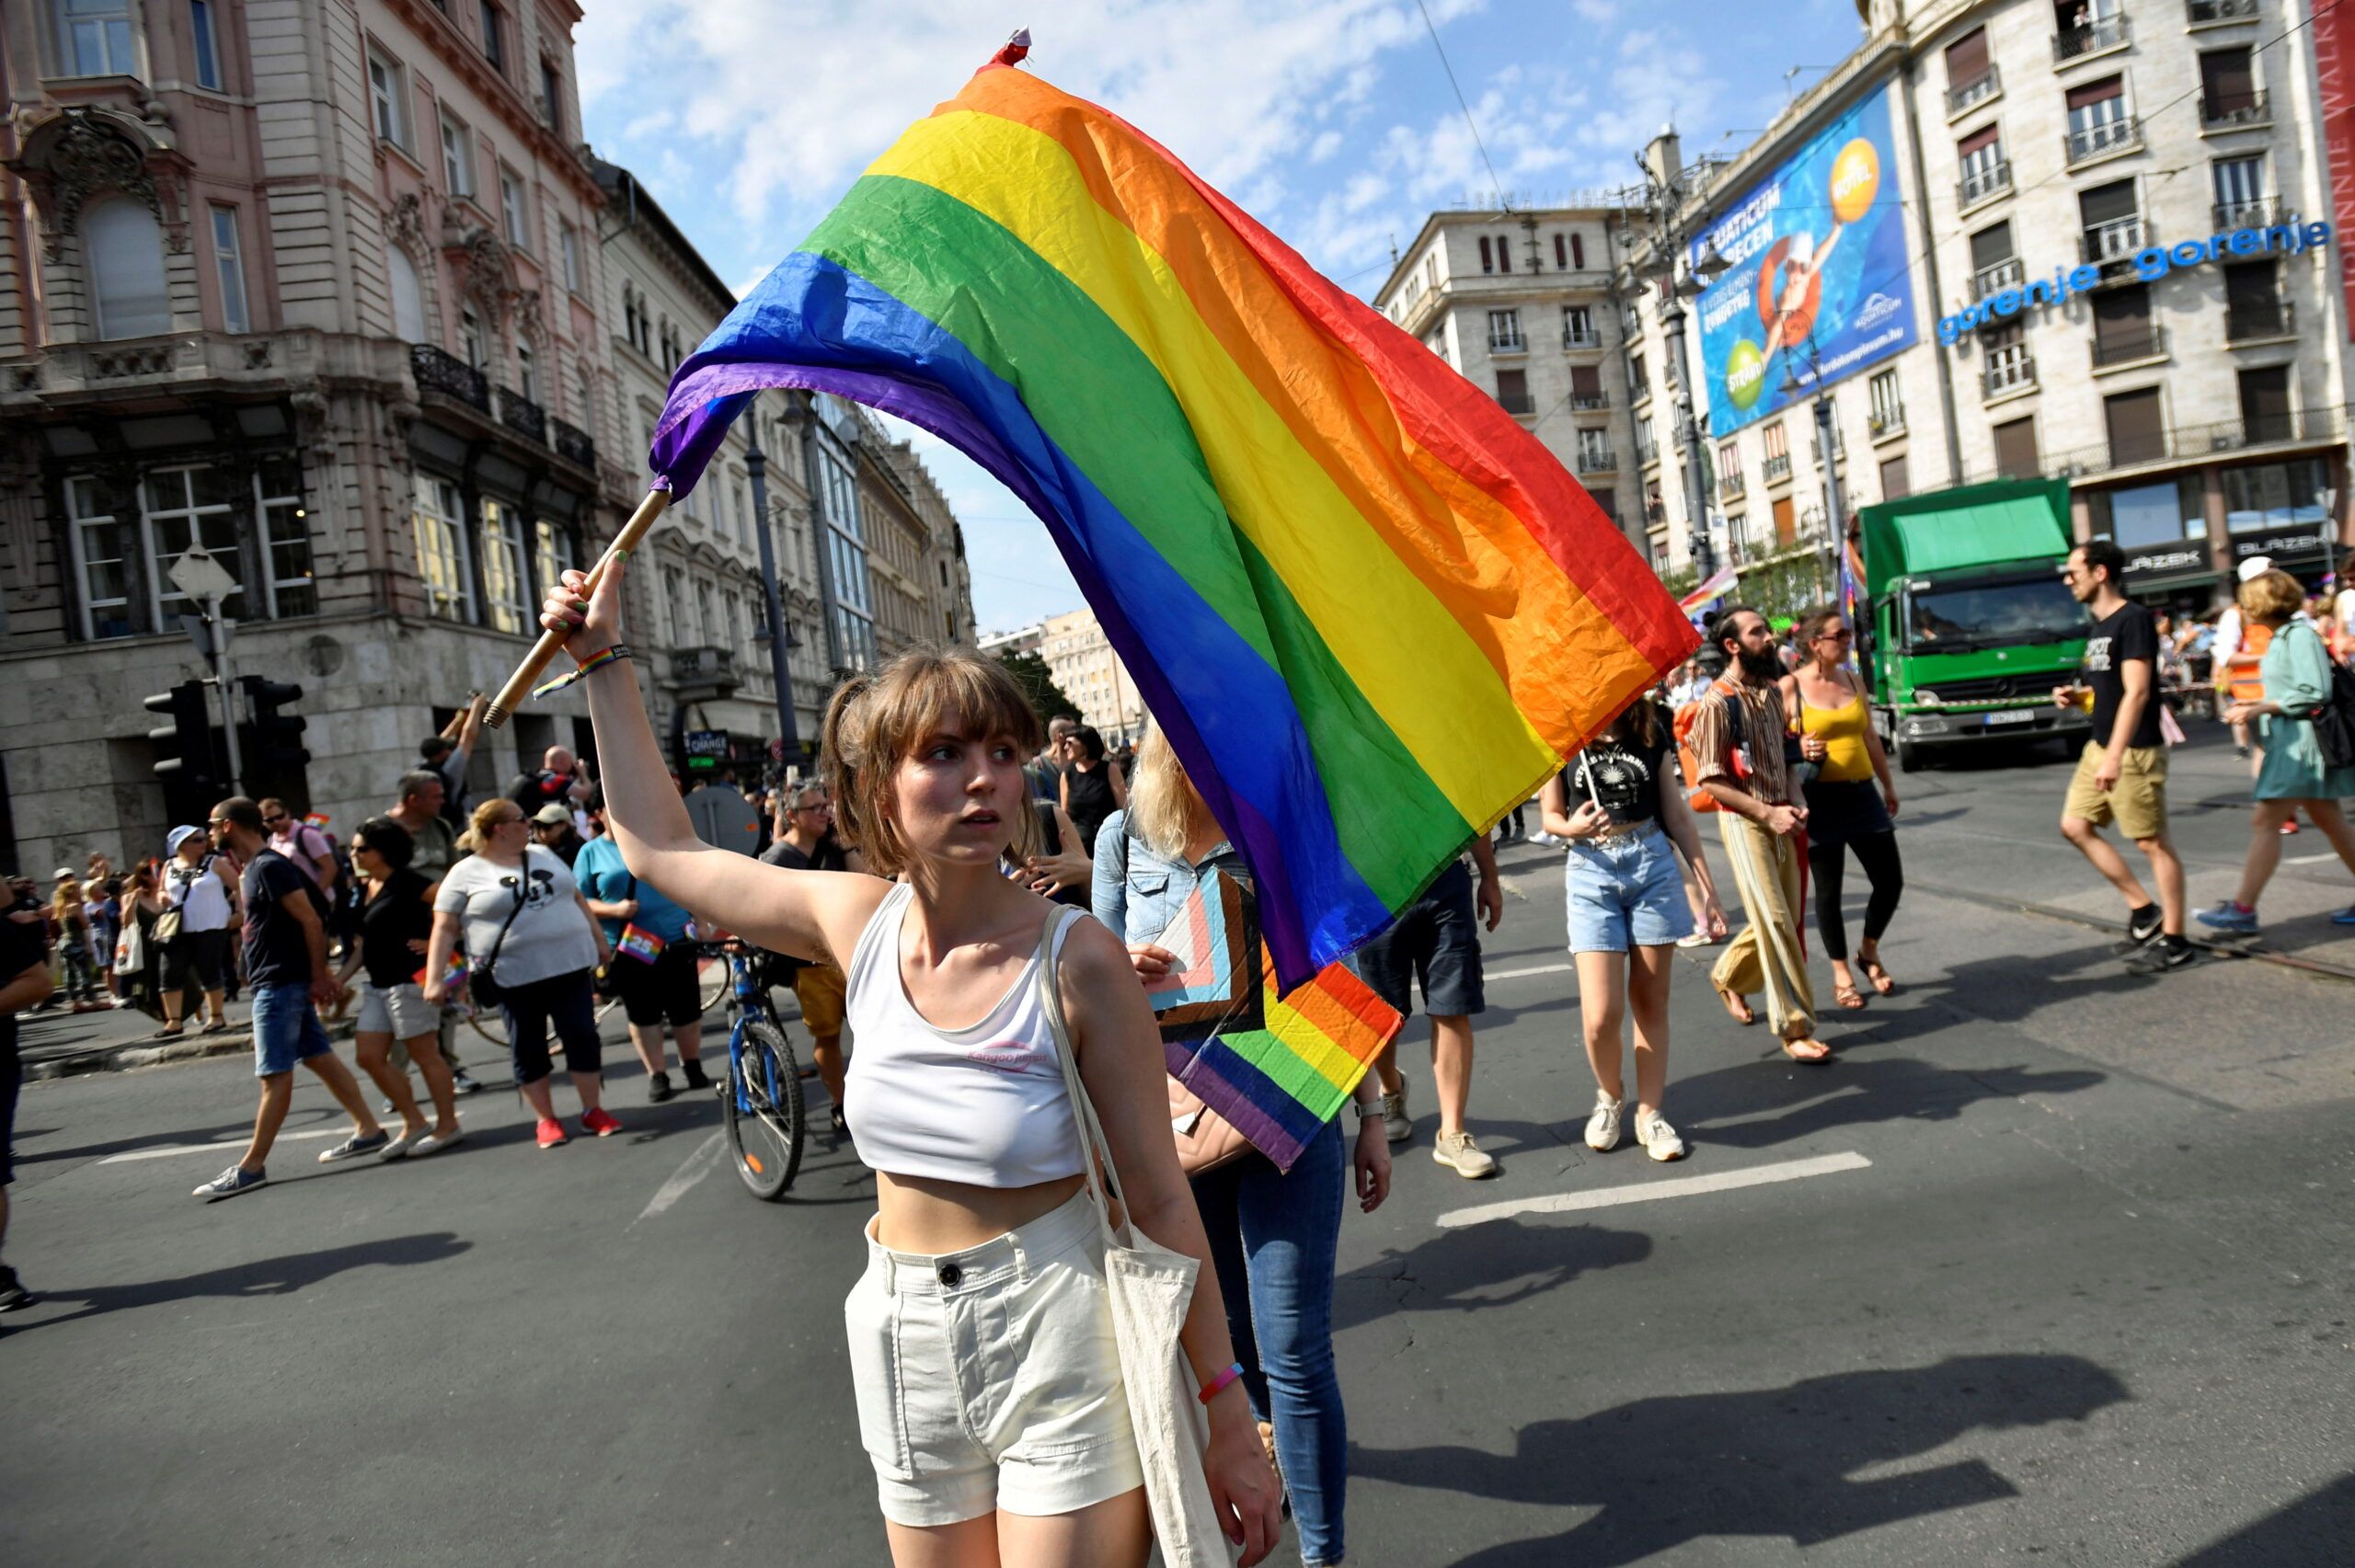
722, 1019, 804, 1199
461, 997, 506, 1047
697, 952, 730, 1014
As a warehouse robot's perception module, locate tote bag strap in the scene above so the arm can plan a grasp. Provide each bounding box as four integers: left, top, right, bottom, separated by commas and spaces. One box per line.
1032, 904, 1132, 1249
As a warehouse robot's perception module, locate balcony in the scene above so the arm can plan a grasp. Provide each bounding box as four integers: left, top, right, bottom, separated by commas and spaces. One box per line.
1630, 380, 1652, 406
410, 342, 488, 412
1763, 452, 1793, 482
1718, 471, 1746, 499
2082, 215, 2150, 263
1488, 330, 1527, 354
1870, 404, 1907, 439
1577, 447, 1619, 475
1645, 500, 1668, 526
1974, 405, 2347, 485
2053, 15, 2129, 63
2092, 323, 2167, 367
668, 645, 741, 698
1810, 429, 1846, 463
1947, 66, 2001, 117
1984, 348, 2037, 397
1619, 307, 1641, 338
2226, 298, 2294, 341
1562, 326, 1603, 350
2200, 90, 2270, 131
1972, 258, 2026, 298
1496, 388, 1535, 415
1569, 390, 1612, 411
1958, 159, 2014, 207
2213, 196, 2279, 229
495, 384, 546, 444
551, 416, 597, 469
2188, 0, 2259, 19
2065, 115, 2142, 166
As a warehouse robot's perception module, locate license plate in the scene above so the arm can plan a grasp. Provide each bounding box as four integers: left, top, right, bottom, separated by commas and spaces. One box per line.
1984, 708, 2036, 727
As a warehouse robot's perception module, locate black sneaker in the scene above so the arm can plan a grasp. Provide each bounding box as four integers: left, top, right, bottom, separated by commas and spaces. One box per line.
2113, 908, 2165, 953
0, 1266, 34, 1313
452, 1069, 484, 1095
647, 1071, 674, 1104
680, 1060, 711, 1092
2123, 939, 2197, 975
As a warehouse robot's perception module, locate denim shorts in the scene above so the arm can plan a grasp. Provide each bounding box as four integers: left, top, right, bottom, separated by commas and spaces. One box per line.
1563, 829, 1694, 953
1352, 860, 1485, 1017
250, 982, 333, 1076
846, 1189, 1143, 1526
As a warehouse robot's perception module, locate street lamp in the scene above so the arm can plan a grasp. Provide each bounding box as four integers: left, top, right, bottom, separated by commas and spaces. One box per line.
1629, 143, 1729, 584
742, 395, 803, 773
1781, 340, 1847, 607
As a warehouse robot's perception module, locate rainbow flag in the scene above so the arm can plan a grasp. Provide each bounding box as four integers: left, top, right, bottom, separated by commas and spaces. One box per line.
1678, 566, 1740, 618
649, 44, 1695, 986
1174, 950, 1403, 1173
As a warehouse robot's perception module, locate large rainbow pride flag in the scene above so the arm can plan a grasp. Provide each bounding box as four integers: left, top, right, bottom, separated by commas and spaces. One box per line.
649, 44, 1696, 987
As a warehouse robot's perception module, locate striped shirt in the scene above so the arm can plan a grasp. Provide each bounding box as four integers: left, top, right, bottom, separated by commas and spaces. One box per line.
1685, 680, 1796, 807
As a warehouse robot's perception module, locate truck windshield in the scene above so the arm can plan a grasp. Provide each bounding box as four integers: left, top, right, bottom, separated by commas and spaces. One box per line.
1902, 578, 2088, 652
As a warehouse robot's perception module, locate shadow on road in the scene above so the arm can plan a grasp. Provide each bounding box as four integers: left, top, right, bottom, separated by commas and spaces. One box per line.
1673, 1053, 2105, 1150
17, 1231, 473, 1329
1333, 1219, 1650, 1333
1351, 1352, 2131, 1567
2171, 1471, 2355, 1565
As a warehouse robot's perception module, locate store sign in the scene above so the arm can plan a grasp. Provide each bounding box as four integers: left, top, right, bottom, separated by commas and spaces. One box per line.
1939, 221, 2337, 343
2230, 530, 2326, 562
684, 728, 729, 773
2123, 545, 2209, 581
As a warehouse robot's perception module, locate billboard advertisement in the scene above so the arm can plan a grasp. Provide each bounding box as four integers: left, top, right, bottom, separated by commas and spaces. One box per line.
1690, 79, 1917, 437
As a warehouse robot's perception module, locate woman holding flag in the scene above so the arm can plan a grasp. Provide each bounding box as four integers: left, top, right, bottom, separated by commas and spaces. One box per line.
543, 565, 1281, 1567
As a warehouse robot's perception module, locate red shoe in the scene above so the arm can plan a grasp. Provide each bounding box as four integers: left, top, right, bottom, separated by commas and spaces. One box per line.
535, 1116, 569, 1150
2280, 819, 2300, 836
580, 1107, 623, 1138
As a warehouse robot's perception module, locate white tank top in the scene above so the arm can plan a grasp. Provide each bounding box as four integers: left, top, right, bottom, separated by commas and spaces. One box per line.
168, 855, 232, 932
840, 883, 1085, 1188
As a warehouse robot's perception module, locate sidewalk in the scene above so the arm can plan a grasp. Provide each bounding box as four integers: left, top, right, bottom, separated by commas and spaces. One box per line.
15, 996, 267, 1082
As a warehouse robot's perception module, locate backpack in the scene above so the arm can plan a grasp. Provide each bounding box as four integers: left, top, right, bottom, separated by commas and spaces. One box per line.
2304, 656, 2355, 771
1673, 681, 1742, 813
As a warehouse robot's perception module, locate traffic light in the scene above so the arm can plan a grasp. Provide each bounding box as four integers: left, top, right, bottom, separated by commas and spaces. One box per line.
240, 675, 309, 769
145, 681, 219, 820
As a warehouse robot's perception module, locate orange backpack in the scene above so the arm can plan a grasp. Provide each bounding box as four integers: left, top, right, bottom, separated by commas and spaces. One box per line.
1672, 680, 1740, 813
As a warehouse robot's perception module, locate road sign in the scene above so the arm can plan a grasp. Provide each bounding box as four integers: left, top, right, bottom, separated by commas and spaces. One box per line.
167, 545, 241, 607
178, 613, 236, 658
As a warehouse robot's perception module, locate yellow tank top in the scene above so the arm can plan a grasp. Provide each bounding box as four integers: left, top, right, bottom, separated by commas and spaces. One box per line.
1799, 685, 1875, 783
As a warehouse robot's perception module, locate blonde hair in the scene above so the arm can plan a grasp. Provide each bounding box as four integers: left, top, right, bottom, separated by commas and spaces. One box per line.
2238, 568, 2306, 628
1125, 725, 1200, 859
469, 797, 522, 839
821, 647, 1043, 877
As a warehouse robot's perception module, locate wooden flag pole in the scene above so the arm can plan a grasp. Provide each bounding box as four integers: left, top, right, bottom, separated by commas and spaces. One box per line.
484, 486, 672, 728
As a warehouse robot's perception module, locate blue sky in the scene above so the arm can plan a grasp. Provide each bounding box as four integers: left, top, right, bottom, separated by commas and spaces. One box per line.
575, 0, 1866, 633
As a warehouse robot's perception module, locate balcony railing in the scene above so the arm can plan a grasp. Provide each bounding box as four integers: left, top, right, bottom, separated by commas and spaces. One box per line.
1620, 307, 1641, 338
1762, 452, 1793, 482
1496, 388, 1535, 414
1811, 430, 1846, 462
1718, 471, 1746, 499
2092, 323, 2167, 366
1636, 432, 1660, 464
1969, 405, 2346, 486
1984, 348, 2037, 396
1644, 500, 1668, 526
1489, 331, 1527, 352
1577, 448, 1619, 474
1948, 66, 2001, 116
550, 416, 597, 469
2200, 90, 2270, 131
2054, 15, 2130, 63
1630, 380, 1652, 405
1959, 159, 2014, 207
2226, 298, 2294, 340
1972, 258, 2026, 298
410, 342, 488, 412
1569, 390, 1612, 411
2083, 215, 2150, 263
496, 384, 546, 444
1870, 404, 1906, 438
2213, 196, 2279, 229
2188, 0, 2259, 19
1563, 326, 1603, 350
2065, 115, 2142, 165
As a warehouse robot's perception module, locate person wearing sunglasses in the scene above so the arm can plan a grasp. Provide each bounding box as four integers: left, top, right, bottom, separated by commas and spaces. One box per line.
1782, 610, 1903, 1010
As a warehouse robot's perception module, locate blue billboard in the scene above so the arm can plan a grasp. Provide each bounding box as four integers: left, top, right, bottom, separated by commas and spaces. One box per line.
1690, 80, 1917, 437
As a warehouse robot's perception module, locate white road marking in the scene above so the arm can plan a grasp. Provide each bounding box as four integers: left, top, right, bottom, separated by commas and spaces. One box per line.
632, 1131, 728, 1227
2283, 852, 2343, 864
100, 1127, 347, 1163
1436, 1150, 1873, 1229
1486, 961, 1574, 982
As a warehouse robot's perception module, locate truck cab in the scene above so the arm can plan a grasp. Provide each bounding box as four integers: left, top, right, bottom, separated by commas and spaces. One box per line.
1858, 478, 2095, 771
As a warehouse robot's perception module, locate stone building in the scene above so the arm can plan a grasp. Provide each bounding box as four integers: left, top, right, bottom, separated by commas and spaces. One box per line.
1039, 605, 1145, 745
0, 0, 621, 871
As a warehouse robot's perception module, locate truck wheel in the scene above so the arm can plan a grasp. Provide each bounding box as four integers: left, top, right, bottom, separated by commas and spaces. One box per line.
1895, 738, 1923, 773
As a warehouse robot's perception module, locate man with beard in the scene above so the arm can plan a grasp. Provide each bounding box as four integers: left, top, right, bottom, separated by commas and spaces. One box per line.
1686, 607, 1830, 1062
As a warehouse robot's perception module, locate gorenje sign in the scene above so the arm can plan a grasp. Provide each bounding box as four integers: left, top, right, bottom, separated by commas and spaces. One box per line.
1937, 219, 2335, 343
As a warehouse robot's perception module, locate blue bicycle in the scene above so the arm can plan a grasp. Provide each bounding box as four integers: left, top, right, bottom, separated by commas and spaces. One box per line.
700, 941, 805, 1199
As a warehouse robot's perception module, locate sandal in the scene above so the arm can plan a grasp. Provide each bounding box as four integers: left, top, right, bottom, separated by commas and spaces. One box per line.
199, 1019, 234, 1036
1860, 957, 1897, 996
1834, 982, 1867, 1010
1715, 987, 1757, 1026
1782, 1036, 1833, 1063
150, 1025, 186, 1041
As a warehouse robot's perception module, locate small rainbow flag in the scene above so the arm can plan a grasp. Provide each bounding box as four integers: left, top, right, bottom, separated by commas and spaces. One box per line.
1678, 566, 1741, 618
647, 40, 1694, 987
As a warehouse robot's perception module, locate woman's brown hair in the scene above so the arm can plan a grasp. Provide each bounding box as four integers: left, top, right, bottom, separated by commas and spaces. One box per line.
821, 647, 1044, 877
2237, 568, 2305, 628
1798, 606, 1848, 658
1604, 692, 1662, 750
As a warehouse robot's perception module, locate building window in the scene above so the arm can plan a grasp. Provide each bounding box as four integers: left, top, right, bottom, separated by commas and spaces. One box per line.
2079, 179, 2142, 262
538, 55, 564, 132
1478, 235, 1494, 273
516, 338, 538, 403
86, 197, 170, 339
2065, 75, 2130, 157
2223, 459, 2326, 532
2237, 365, 2293, 444
500, 166, 529, 247
2213, 154, 2267, 226
479, 1, 506, 73
1970, 219, 2021, 294
1878, 452, 1911, 502
1630, 352, 1648, 399
56, 0, 135, 76
257, 456, 315, 619
1553, 233, 1568, 269
386, 245, 424, 341
661, 565, 685, 646
1576, 427, 1613, 468
190, 1, 221, 88
816, 443, 876, 670
2103, 385, 2165, 466
1488, 309, 1522, 350
144, 465, 245, 625
1494, 367, 1532, 414
1496, 233, 1513, 272
460, 306, 485, 369
1958, 125, 2008, 203
2225, 260, 2287, 339
440, 112, 475, 199
368, 52, 410, 148
1993, 413, 2039, 478
2090, 476, 2205, 550
412, 475, 473, 620
533, 518, 575, 608
479, 498, 529, 635
1868, 369, 1902, 433
66, 475, 135, 640
2200, 46, 2259, 125
1761, 421, 1788, 461
210, 206, 248, 334
1563, 304, 1594, 347
560, 222, 583, 293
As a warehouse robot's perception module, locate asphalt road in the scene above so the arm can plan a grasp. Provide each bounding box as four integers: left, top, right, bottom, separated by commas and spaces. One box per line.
5, 733, 2351, 1566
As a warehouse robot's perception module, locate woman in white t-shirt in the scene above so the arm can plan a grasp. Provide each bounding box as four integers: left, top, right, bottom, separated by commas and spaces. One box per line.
423, 799, 614, 1150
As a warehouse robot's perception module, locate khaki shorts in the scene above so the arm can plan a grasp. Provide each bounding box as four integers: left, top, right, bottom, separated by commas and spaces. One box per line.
2063, 741, 2169, 841
793, 961, 847, 1038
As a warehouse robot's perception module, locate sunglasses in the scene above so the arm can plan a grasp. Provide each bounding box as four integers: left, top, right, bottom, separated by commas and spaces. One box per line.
1816, 629, 1854, 643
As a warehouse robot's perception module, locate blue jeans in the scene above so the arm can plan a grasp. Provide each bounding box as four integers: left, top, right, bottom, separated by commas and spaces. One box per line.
1189, 1115, 1348, 1565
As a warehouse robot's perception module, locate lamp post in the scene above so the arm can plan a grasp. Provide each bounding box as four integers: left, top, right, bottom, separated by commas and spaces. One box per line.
1630, 139, 1731, 584
743, 396, 803, 772
1783, 344, 1848, 611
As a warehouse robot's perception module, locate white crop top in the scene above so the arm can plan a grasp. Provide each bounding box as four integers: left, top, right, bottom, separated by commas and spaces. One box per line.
840, 882, 1085, 1188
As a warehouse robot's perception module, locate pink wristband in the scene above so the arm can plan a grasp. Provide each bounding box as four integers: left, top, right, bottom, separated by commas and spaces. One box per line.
1198, 1361, 1246, 1404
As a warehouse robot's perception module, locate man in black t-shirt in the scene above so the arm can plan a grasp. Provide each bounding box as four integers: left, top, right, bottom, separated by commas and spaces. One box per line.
2055, 541, 2190, 972
191, 798, 387, 1201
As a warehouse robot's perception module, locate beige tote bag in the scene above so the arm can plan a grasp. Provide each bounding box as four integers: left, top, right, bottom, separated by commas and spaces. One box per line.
1034, 907, 1236, 1567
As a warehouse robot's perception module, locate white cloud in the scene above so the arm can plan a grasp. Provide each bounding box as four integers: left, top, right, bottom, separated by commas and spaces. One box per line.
1572, 0, 1618, 21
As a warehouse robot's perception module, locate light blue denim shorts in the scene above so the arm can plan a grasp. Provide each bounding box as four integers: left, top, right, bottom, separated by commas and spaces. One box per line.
1563, 829, 1694, 953
250, 981, 333, 1076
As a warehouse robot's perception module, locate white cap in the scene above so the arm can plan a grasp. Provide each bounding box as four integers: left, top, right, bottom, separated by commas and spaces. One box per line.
166, 825, 204, 854
2236, 555, 2274, 583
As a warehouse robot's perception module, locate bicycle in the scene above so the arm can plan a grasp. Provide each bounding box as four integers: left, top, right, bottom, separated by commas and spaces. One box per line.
699, 940, 805, 1199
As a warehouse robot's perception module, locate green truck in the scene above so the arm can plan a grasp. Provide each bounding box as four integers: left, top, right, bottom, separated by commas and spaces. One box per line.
1857, 476, 2094, 771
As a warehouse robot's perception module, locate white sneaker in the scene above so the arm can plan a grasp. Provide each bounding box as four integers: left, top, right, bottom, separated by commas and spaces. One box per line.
1381, 1083, 1411, 1146
1675, 931, 1714, 949
1584, 1090, 1623, 1151
1432, 1130, 1498, 1178
410, 1127, 465, 1158
1634, 1108, 1686, 1162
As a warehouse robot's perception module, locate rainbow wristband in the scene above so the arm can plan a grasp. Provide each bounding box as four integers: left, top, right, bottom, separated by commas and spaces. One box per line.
532, 643, 632, 697
1198, 1361, 1246, 1405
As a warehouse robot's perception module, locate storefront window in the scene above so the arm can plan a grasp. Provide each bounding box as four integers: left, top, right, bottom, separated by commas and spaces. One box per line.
2223, 459, 2327, 533
2095, 477, 2206, 549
